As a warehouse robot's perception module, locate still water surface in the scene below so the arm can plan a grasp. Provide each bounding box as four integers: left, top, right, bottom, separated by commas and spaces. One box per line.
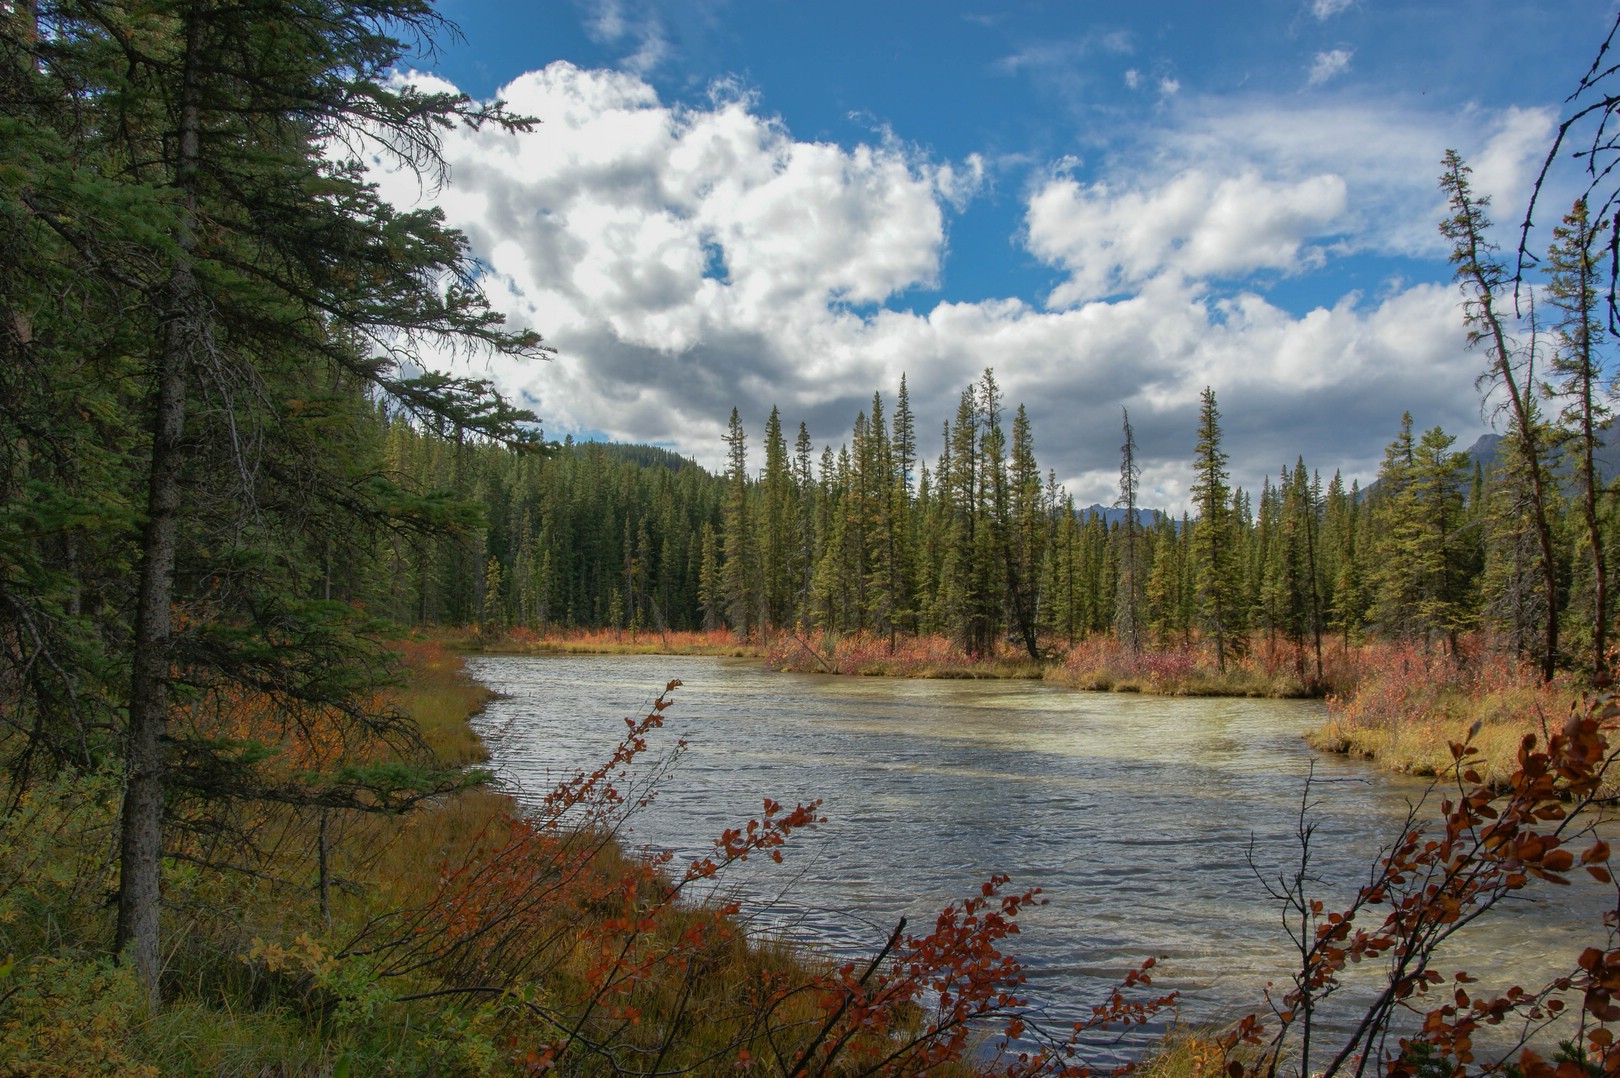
466, 653, 1610, 1048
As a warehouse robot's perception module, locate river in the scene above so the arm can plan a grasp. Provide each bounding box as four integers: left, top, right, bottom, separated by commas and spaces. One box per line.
465, 652, 1613, 1057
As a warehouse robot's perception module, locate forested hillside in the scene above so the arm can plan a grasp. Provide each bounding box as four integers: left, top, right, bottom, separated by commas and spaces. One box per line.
409, 365, 1609, 689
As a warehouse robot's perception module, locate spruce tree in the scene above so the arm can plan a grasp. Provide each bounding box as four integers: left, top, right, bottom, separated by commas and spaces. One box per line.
760, 407, 795, 629
793, 422, 818, 627
721, 408, 755, 635
0, 0, 550, 1005
1545, 198, 1611, 677
1007, 403, 1044, 659
1115, 409, 1145, 653
1190, 388, 1236, 672
1442, 150, 1559, 679
1373, 419, 1474, 652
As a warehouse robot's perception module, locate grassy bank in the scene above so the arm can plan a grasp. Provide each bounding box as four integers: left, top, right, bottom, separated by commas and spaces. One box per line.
455, 625, 765, 658
472, 627, 1323, 693
1303, 639, 1582, 786
453, 625, 1590, 787
1044, 637, 1342, 697
765, 631, 1046, 678
3, 639, 1140, 1075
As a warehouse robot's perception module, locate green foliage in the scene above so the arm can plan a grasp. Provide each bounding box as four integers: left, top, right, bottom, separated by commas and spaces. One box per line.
1371, 418, 1475, 651
0, 954, 159, 1077
1191, 388, 1238, 673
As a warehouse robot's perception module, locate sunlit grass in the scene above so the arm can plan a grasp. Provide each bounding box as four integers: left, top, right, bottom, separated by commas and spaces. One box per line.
1134, 1029, 1236, 1078
1305, 637, 1584, 786
444, 624, 762, 657
1046, 637, 1323, 698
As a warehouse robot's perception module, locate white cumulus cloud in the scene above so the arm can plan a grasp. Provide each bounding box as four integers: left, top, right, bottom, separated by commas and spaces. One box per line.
376, 63, 1523, 512
1307, 48, 1353, 86
1025, 170, 1349, 307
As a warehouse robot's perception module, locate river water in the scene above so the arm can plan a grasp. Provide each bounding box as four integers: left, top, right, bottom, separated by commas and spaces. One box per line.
465, 653, 1614, 1057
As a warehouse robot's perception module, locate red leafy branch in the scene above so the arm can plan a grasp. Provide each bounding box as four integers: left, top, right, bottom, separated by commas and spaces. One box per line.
1222, 695, 1620, 1078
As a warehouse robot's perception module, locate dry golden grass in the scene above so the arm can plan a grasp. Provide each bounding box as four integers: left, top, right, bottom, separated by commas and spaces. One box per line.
1308, 647, 1585, 787
386, 637, 495, 767
443, 625, 764, 658
1133, 1030, 1235, 1078
1308, 705, 1578, 786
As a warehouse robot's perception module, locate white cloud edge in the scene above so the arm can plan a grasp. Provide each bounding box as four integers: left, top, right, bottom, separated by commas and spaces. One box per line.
373, 61, 1548, 514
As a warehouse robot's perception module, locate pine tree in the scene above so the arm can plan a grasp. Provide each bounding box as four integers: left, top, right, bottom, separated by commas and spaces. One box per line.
1442, 149, 1559, 679
1479, 418, 1552, 659
1115, 409, 1145, 653
860, 396, 898, 639
1545, 198, 1611, 677
1299, 464, 1327, 683
940, 392, 983, 653
976, 371, 1013, 656
888, 380, 920, 637
1256, 475, 1284, 647
793, 422, 818, 627
721, 408, 756, 635
894, 374, 918, 493
698, 522, 724, 631
0, 0, 549, 1005
1323, 472, 1367, 647
760, 407, 795, 629
1146, 514, 1187, 646
1190, 388, 1237, 672
1007, 403, 1045, 659
1373, 420, 1474, 652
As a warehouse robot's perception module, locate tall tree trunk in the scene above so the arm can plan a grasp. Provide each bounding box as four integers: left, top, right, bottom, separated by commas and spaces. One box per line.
115, 11, 206, 1010
1442, 151, 1558, 681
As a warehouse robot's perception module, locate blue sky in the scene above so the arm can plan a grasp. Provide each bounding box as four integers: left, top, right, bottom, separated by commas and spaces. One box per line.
390, 0, 1618, 511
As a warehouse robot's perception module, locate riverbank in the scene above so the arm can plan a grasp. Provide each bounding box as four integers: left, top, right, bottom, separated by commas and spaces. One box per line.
457, 627, 1587, 786
463, 646, 1619, 1077
10, 637, 1603, 1073
3, 639, 1132, 1075
460, 627, 1313, 691
1304, 640, 1583, 787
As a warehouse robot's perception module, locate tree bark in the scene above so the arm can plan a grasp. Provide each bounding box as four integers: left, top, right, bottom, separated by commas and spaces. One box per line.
115, 9, 206, 1011
1444, 152, 1559, 681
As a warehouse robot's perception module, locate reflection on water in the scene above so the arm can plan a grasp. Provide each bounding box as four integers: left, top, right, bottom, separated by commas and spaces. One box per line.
466, 653, 1613, 1053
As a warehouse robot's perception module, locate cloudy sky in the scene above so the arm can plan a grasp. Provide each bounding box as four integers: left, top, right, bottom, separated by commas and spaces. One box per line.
392, 0, 1616, 512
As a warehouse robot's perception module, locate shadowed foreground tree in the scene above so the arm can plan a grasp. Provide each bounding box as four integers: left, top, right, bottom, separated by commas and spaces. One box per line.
1, 0, 546, 1007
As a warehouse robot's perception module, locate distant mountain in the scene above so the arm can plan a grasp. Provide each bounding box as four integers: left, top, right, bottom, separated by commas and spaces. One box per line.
1458, 428, 1620, 486
1078, 504, 1168, 528
1356, 426, 1620, 501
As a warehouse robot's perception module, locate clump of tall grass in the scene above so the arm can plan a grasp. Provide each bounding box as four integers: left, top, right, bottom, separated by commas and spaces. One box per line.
767, 631, 1045, 678
1134, 1029, 1234, 1078
1307, 637, 1578, 784
458, 624, 760, 657
388, 636, 494, 766
1048, 637, 1317, 697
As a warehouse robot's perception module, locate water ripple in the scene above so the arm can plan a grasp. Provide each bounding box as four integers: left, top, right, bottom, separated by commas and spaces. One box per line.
466, 653, 1612, 1055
